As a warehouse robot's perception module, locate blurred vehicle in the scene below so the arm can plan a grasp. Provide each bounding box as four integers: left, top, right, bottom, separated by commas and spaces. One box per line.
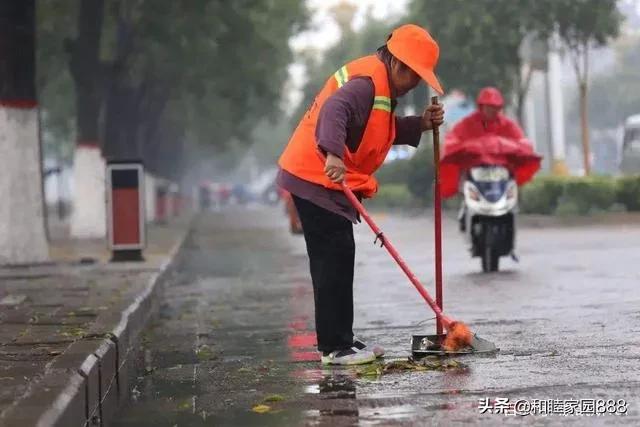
218, 183, 232, 206
248, 167, 280, 205
441, 135, 541, 272
231, 183, 250, 205
620, 114, 640, 175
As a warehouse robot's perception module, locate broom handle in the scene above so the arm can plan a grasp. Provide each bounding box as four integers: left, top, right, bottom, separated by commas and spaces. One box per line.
340, 182, 450, 327
431, 96, 444, 336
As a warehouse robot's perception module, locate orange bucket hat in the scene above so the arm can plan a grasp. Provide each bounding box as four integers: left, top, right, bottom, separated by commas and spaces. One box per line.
386, 24, 444, 95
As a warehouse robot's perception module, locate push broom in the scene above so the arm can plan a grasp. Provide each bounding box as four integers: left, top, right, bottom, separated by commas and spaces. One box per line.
339, 96, 473, 352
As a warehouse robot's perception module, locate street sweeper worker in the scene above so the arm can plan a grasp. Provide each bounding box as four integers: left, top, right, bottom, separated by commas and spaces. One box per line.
277, 24, 445, 366
445, 86, 526, 145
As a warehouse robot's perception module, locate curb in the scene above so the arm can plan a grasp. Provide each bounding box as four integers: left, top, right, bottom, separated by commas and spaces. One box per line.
0, 224, 191, 427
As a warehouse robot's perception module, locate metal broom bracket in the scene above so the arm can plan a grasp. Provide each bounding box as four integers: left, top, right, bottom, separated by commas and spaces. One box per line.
374, 232, 385, 247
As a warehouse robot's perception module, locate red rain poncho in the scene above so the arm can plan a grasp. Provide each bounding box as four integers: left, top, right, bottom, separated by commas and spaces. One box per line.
441, 112, 542, 198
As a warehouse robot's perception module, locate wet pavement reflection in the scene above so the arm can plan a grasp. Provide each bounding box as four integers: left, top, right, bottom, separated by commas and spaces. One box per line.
115, 207, 640, 426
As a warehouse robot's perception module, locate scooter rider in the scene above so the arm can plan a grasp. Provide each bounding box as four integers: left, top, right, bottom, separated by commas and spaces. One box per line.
446, 87, 526, 144
446, 87, 529, 231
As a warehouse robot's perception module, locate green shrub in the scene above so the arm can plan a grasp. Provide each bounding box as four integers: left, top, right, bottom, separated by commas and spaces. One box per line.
367, 184, 413, 209
407, 146, 435, 205
521, 176, 621, 216
559, 177, 617, 215
554, 200, 582, 216
376, 159, 411, 185
520, 177, 564, 214
616, 175, 640, 211
376, 159, 640, 215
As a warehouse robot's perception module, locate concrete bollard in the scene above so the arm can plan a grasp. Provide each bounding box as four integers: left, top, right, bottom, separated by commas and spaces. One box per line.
169, 183, 180, 217
155, 183, 169, 224
144, 173, 156, 223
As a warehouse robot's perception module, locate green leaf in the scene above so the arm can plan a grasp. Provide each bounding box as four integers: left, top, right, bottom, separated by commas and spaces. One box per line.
263, 394, 285, 403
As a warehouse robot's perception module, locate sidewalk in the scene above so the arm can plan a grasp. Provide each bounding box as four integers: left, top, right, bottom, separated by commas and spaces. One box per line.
0, 217, 190, 427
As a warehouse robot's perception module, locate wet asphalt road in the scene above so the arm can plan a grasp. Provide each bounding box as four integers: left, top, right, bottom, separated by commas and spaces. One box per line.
114, 207, 640, 426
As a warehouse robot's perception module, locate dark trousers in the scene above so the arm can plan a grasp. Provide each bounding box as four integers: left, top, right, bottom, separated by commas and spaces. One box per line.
292, 195, 354, 352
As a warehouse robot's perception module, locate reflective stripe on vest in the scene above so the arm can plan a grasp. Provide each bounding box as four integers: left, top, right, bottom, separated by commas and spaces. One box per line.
335, 66, 392, 113
334, 65, 349, 88
373, 96, 392, 112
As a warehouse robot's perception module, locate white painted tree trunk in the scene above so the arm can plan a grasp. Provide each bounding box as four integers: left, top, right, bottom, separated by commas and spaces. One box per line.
0, 106, 49, 265
546, 34, 568, 176
70, 145, 106, 238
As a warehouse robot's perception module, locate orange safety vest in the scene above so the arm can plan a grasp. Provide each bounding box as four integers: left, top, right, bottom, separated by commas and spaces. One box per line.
279, 55, 396, 198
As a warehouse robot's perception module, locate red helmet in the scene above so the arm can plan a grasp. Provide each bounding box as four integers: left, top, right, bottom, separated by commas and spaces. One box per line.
476, 87, 504, 107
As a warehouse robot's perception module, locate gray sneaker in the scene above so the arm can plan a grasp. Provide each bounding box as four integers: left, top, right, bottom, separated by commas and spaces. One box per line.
353, 337, 385, 358
321, 347, 376, 366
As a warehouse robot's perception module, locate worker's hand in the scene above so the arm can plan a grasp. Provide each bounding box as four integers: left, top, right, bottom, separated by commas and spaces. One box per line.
324, 152, 346, 183
421, 102, 445, 131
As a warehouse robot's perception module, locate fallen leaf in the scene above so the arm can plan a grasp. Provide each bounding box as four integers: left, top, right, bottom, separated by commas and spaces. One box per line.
356, 362, 384, 378
263, 394, 285, 403
177, 400, 191, 411
357, 358, 467, 377
382, 360, 416, 373
196, 344, 217, 361
251, 404, 271, 414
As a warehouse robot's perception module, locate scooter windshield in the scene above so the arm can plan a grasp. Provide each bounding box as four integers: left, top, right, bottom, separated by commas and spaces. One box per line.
470, 167, 510, 202
470, 166, 509, 182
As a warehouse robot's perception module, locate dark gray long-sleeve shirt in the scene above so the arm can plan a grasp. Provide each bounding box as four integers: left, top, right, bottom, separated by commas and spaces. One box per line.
278, 55, 424, 223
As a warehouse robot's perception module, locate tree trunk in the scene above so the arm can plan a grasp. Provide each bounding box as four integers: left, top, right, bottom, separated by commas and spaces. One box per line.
579, 81, 590, 176
0, 0, 49, 264
102, 2, 140, 162
516, 65, 533, 127
103, 82, 141, 160
69, 0, 107, 238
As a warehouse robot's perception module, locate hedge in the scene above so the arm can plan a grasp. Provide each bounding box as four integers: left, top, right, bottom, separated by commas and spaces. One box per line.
407, 146, 435, 204
375, 150, 640, 215
520, 177, 565, 214
376, 159, 411, 186
521, 175, 640, 215
617, 176, 640, 211
366, 184, 413, 209
375, 146, 434, 207
368, 174, 640, 216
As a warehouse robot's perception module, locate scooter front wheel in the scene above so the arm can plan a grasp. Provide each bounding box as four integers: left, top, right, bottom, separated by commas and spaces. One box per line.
481, 246, 499, 272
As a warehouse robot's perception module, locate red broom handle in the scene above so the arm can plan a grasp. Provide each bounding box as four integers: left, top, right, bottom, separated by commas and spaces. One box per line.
340, 182, 451, 328
431, 96, 444, 336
